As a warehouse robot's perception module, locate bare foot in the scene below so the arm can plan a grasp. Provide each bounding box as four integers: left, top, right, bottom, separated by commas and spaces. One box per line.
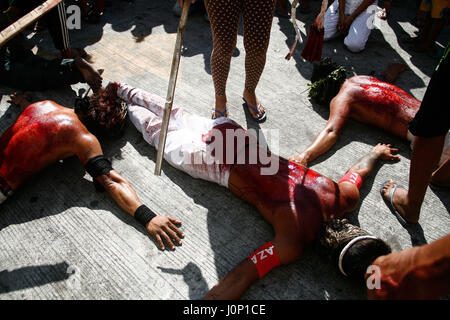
288, 153, 309, 167
380, 180, 419, 224
74, 57, 103, 93
7, 92, 31, 109
243, 89, 265, 119
381, 63, 408, 83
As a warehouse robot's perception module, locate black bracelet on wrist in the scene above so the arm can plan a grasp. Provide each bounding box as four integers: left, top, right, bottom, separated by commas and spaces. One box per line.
134, 205, 157, 227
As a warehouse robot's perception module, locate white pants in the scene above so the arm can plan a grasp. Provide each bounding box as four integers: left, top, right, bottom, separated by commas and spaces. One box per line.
323, 0, 377, 53
117, 83, 235, 187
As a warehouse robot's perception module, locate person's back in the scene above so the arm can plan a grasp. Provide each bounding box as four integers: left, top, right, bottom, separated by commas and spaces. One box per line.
342, 76, 421, 137
229, 155, 355, 244
290, 74, 423, 167
0, 100, 91, 190
0, 92, 185, 250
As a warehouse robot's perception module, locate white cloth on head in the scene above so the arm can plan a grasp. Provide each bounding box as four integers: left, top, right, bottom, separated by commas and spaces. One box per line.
117, 83, 234, 187
323, 0, 377, 53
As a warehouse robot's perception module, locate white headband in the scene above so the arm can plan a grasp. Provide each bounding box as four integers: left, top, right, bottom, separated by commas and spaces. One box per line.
338, 235, 378, 277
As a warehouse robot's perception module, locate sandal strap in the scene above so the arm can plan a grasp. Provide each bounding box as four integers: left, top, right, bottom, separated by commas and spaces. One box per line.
245, 101, 264, 119
212, 107, 229, 116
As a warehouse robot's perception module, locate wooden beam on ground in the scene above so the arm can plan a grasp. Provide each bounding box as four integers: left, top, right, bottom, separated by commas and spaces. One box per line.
0, 0, 62, 47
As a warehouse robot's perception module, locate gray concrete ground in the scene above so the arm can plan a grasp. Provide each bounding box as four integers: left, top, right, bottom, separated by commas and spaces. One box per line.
0, 0, 449, 300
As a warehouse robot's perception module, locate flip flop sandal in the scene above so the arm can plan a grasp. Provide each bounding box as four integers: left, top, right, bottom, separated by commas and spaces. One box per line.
243, 98, 266, 123
211, 107, 229, 119
380, 181, 415, 227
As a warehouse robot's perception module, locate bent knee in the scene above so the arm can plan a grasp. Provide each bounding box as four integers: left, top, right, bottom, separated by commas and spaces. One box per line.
344, 35, 368, 53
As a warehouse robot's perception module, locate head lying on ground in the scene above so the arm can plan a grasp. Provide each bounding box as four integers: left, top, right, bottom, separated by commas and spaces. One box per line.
319, 219, 392, 282
75, 82, 128, 139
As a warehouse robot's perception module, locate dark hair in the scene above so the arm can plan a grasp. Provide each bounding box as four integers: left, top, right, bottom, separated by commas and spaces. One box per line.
75, 82, 127, 139
308, 58, 347, 106
319, 219, 391, 281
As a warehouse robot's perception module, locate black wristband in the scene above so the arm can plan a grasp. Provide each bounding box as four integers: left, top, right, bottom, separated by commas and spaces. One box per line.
85, 155, 113, 178
134, 205, 157, 227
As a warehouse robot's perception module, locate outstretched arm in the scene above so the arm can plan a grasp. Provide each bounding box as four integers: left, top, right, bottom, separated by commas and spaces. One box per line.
76, 133, 184, 250
204, 236, 303, 300
345, 143, 400, 181
336, 143, 400, 215
289, 93, 351, 167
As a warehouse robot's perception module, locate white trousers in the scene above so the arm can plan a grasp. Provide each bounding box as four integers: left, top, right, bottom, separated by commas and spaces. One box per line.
117, 83, 234, 187
323, 0, 378, 53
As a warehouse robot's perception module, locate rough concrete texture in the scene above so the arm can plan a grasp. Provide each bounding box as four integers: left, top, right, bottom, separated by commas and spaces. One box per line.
0, 0, 449, 300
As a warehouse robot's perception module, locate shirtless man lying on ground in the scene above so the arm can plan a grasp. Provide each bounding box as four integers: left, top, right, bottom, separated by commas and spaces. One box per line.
288, 63, 449, 188
113, 83, 400, 299
0, 86, 184, 251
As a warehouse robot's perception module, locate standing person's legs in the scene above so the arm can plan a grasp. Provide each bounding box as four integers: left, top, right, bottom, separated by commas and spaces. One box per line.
204, 0, 241, 118
381, 136, 445, 223
381, 48, 450, 225
344, 0, 377, 53
241, 0, 275, 119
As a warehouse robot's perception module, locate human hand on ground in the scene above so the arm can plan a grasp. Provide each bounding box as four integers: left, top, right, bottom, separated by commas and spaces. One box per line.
146, 216, 184, 250
372, 143, 400, 162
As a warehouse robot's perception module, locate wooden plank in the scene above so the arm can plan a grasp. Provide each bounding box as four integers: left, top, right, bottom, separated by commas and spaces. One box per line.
154, 0, 191, 175
0, 0, 62, 47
